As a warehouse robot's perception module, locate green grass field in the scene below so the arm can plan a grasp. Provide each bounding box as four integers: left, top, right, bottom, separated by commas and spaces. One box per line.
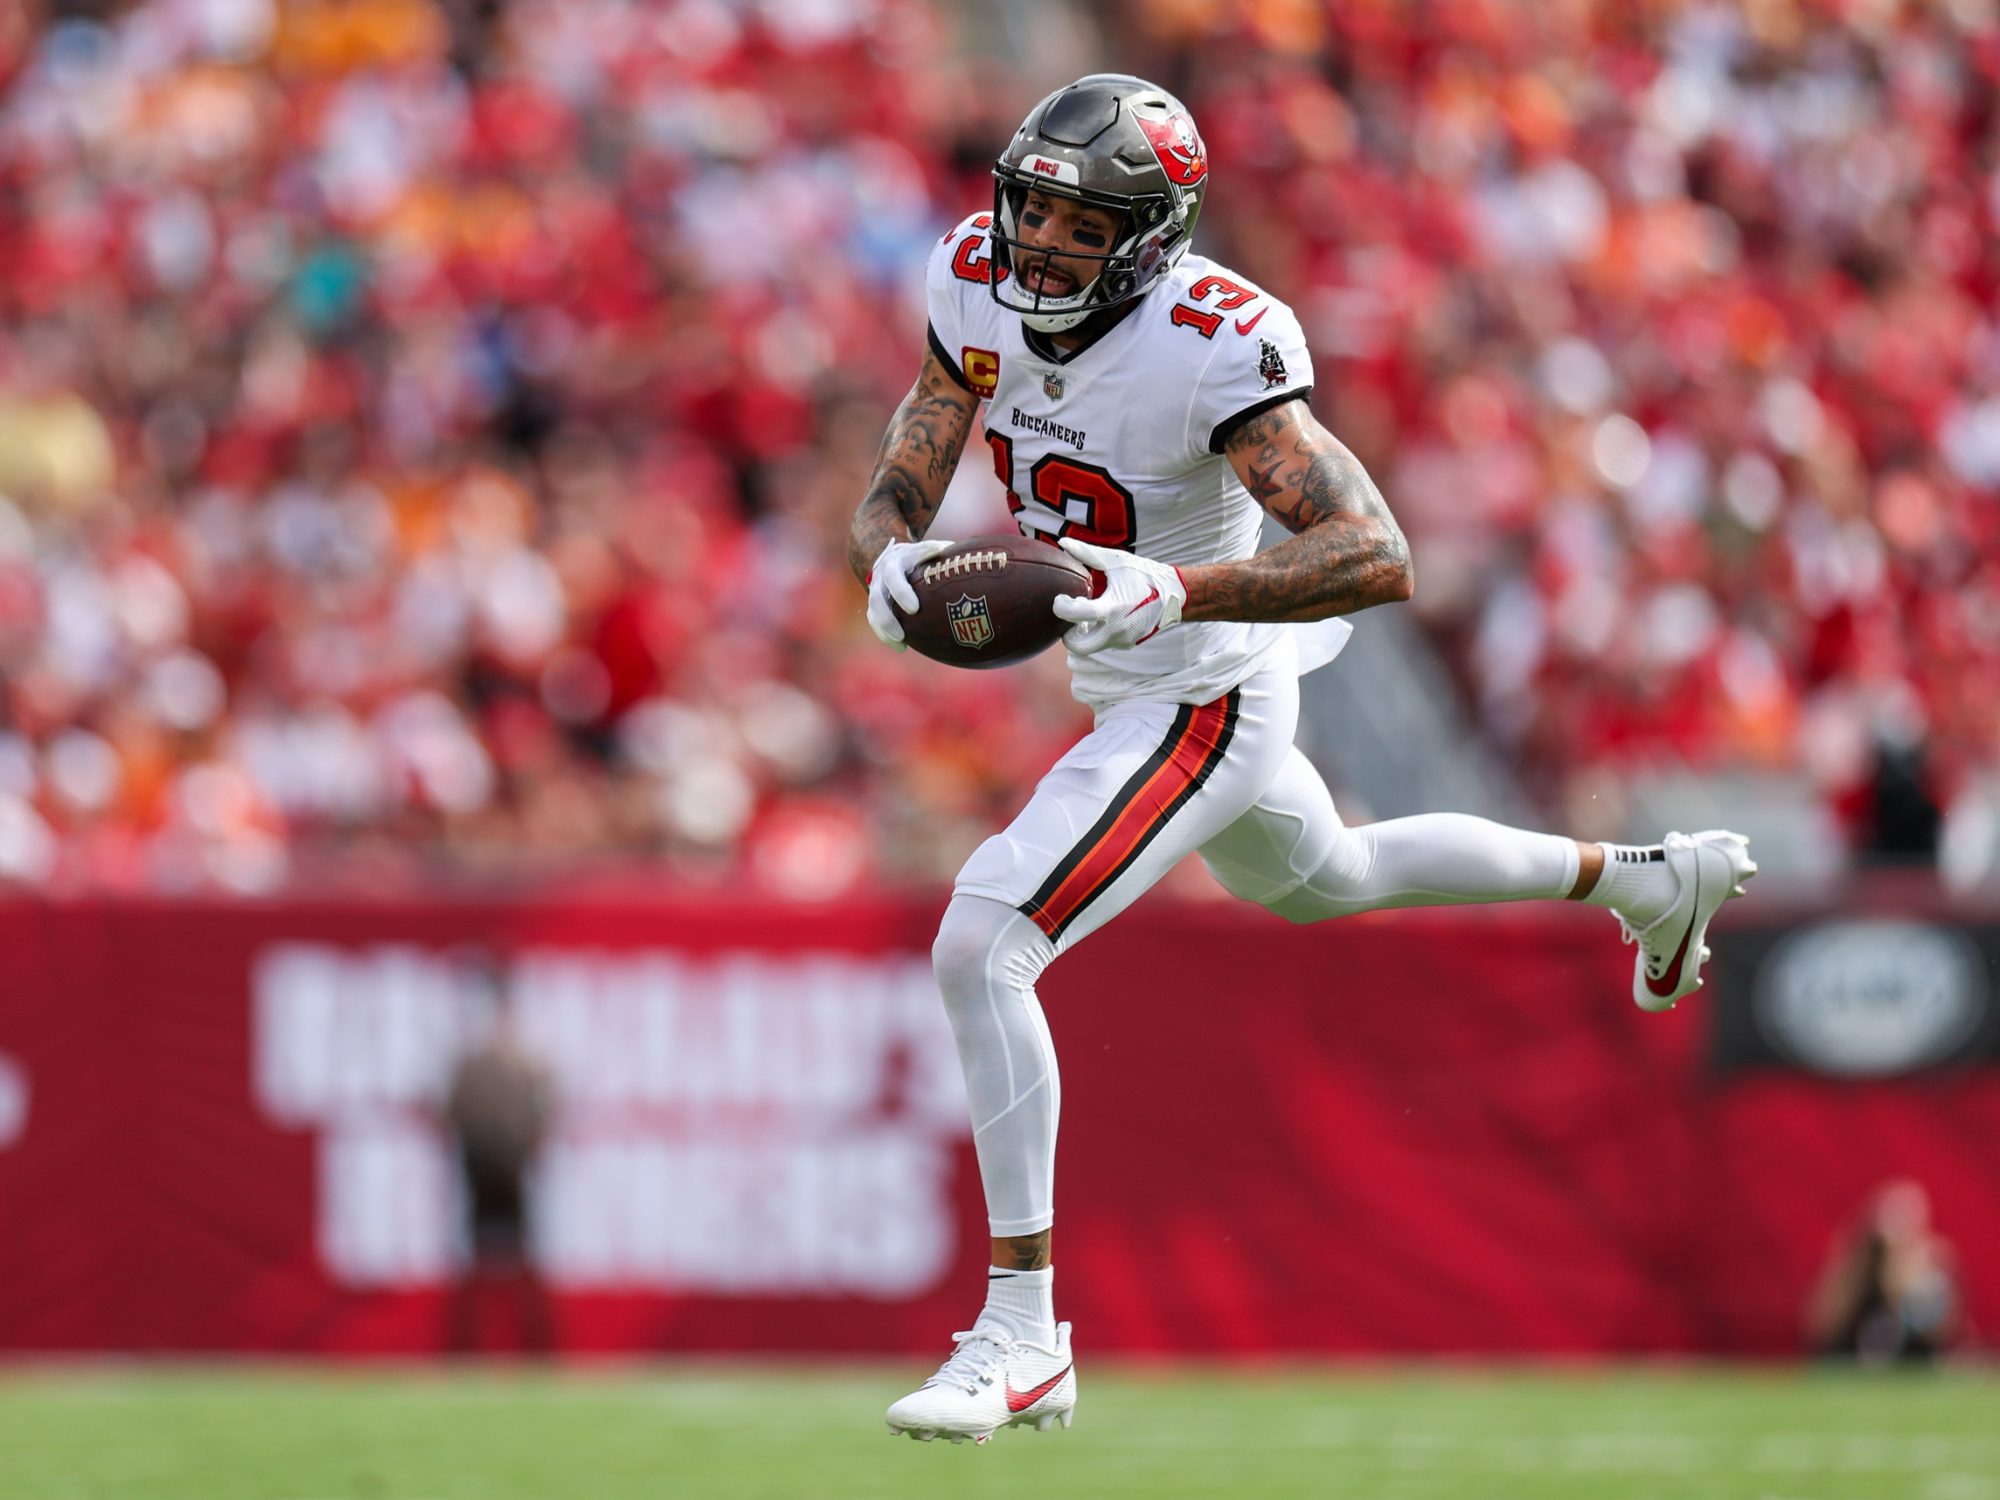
1, 1363, 1993, 1500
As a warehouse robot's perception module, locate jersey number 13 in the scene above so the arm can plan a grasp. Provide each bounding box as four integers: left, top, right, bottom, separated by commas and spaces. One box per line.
986, 432, 1137, 550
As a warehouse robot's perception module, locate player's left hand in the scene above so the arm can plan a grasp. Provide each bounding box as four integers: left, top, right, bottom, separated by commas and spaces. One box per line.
865, 537, 953, 649
1051, 538, 1188, 655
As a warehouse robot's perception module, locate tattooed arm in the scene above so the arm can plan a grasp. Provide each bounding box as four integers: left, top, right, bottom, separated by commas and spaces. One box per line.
845, 345, 983, 583
1179, 398, 1413, 623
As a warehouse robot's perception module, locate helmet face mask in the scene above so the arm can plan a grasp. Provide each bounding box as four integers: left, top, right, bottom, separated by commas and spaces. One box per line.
991, 178, 1153, 331
988, 75, 1207, 334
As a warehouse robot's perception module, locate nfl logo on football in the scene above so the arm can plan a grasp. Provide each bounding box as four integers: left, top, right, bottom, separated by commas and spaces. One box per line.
947, 594, 994, 649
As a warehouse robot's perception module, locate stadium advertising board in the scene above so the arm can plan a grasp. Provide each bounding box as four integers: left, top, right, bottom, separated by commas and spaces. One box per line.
1708, 917, 2000, 1076
253, 942, 969, 1296
0, 895, 1995, 1356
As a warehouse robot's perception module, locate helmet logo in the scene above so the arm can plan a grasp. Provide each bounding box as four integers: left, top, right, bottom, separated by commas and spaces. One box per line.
1026, 155, 1081, 186
1137, 111, 1207, 187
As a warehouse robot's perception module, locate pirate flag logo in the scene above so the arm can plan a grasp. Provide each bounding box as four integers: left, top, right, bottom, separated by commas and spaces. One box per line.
1258, 338, 1289, 390
1135, 110, 1208, 188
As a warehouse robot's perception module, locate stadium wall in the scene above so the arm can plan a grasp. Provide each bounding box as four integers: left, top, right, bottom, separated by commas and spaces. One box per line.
0, 890, 1994, 1358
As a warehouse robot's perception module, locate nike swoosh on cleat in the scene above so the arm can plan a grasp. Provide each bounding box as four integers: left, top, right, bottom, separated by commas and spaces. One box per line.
1005, 1367, 1071, 1413
1645, 860, 1701, 999
1234, 307, 1268, 335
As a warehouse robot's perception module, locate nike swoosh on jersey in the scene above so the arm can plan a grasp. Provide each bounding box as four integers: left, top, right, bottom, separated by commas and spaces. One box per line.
1645, 861, 1700, 998
1234, 307, 1268, 335
1006, 1366, 1072, 1412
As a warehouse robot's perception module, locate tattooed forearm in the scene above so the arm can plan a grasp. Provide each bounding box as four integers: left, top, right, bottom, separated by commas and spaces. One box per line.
1243, 455, 1284, 506
1185, 401, 1413, 623
846, 351, 980, 582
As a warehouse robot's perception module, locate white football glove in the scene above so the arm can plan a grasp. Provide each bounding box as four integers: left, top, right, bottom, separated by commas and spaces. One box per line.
865, 537, 952, 649
1050, 537, 1188, 656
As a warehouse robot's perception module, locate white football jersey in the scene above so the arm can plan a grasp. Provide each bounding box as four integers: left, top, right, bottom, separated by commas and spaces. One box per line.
926, 212, 1319, 710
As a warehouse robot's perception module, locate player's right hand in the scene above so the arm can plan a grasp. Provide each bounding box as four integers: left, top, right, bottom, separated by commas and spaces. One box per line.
865, 538, 952, 648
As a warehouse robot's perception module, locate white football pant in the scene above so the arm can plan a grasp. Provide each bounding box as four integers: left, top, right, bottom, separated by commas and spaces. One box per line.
935, 653, 1582, 1236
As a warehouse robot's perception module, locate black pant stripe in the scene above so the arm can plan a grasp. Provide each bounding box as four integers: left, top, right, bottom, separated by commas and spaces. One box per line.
1018, 702, 1198, 933
1020, 691, 1242, 943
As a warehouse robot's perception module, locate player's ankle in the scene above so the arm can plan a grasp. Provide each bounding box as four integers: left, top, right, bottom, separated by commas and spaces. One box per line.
981, 1264, 1057, 1345
1582, 843, 1674, 926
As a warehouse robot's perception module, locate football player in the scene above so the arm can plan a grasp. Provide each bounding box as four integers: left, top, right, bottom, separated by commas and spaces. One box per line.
847, 75, 1755, 1444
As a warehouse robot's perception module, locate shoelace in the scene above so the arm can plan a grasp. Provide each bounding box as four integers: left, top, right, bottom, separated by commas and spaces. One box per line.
1615, 913, 1672, 976
922, 1329, 1014, 1395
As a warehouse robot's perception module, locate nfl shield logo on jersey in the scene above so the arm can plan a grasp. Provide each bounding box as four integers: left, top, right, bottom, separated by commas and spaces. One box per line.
1043, 371, 1065, 401
947, 594, 995, 650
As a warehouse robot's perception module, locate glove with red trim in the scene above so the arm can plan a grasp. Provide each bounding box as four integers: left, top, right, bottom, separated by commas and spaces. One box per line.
1050, 537, 1188, 656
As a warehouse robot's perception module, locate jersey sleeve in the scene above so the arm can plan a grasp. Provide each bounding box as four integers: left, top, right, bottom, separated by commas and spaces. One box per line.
1189, 294, 1315, 454
924, 214, 999, 394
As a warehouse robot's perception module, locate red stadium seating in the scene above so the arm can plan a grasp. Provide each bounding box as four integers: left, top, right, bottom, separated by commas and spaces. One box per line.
0, 1, 1995, 891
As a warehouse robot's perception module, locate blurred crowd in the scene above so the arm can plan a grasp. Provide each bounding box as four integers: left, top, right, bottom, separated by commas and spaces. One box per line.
1138, 0, 2000, 862
1, 0, 1996, 894
0, 0, 1084, 893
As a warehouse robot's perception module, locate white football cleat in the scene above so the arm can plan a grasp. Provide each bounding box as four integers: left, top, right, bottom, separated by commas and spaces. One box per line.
886, 1322, 1076, 1445
1621, 829, 1756, 1012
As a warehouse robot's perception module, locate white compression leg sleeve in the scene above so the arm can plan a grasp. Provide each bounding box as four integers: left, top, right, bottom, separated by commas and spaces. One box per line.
931, 894, 1061, 1238
1271, 813, 1580, 923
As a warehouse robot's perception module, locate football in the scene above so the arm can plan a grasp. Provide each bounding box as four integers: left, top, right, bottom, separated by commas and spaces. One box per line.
899, 534, 1094, 669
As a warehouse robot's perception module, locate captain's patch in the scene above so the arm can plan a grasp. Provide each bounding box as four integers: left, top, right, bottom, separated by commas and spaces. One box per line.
962, 347, 1000, 398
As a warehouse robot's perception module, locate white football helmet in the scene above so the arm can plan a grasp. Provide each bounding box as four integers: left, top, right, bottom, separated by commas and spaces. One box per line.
990, 74, 1209, 333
